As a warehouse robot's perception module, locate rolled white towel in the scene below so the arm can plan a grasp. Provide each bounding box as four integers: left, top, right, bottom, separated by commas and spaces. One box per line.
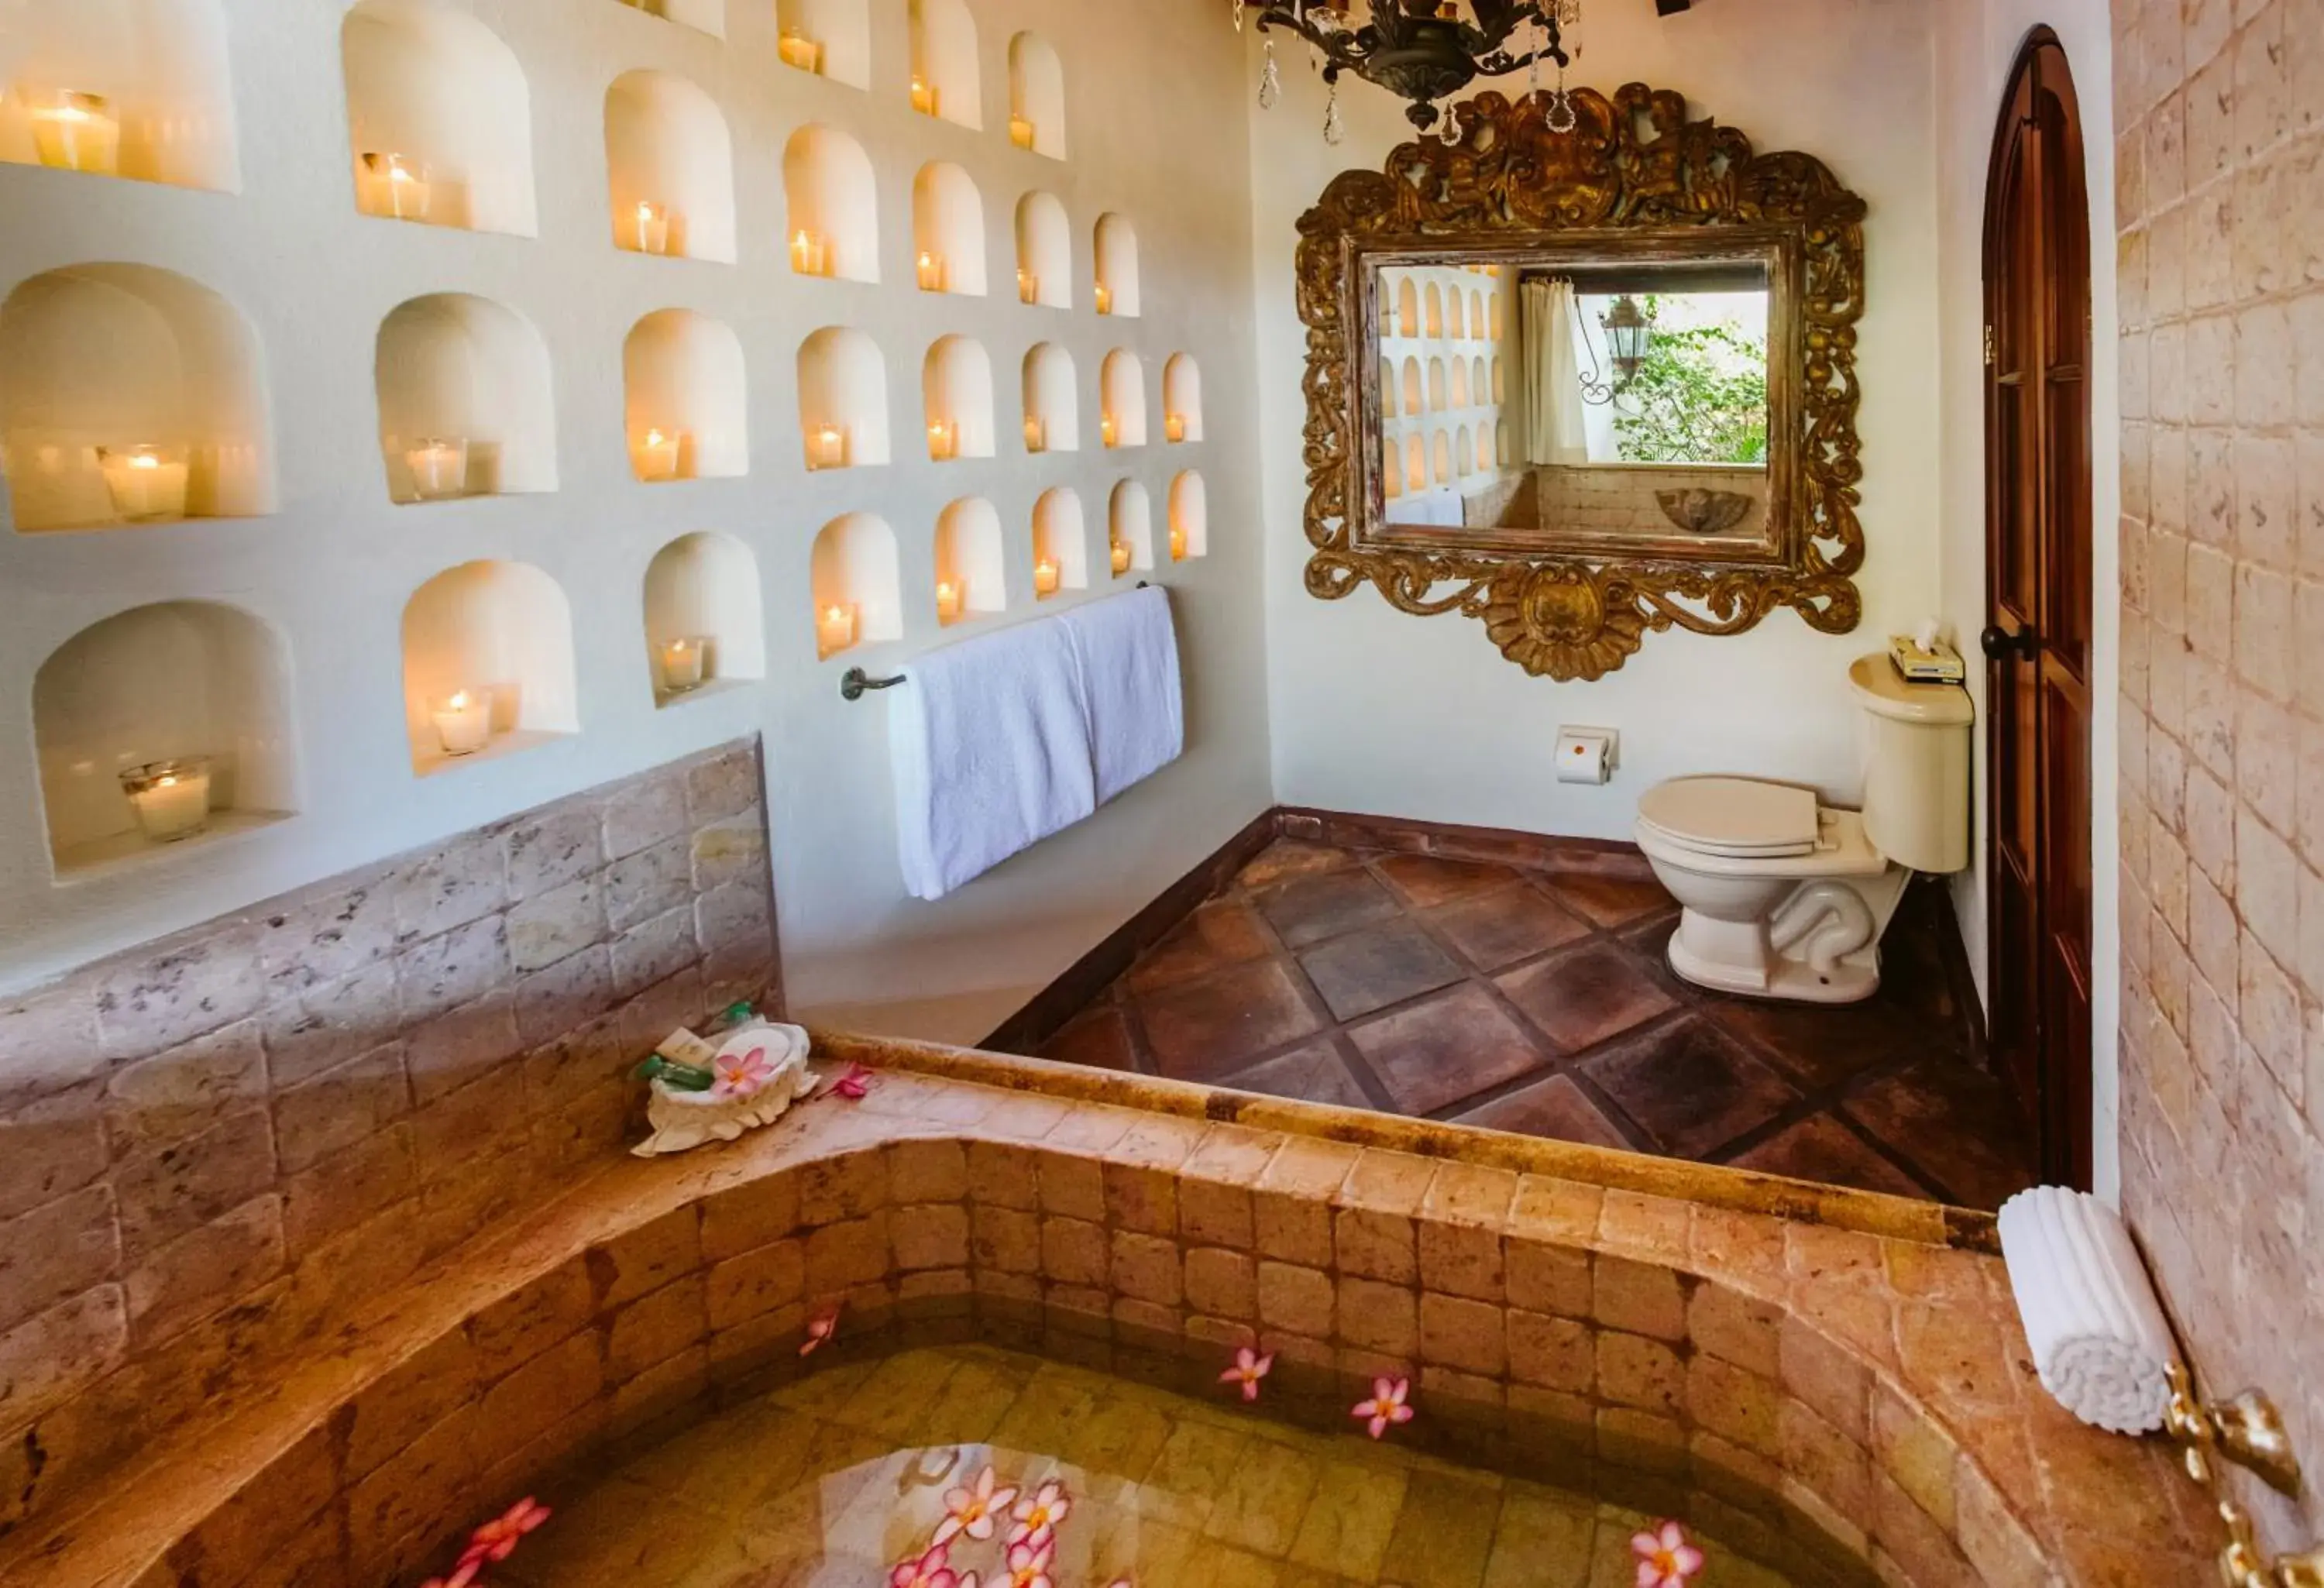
1996, 1186, 2178, 1434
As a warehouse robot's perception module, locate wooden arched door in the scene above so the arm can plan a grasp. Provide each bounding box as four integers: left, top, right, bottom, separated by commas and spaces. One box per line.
1982, 29, 2093, 1189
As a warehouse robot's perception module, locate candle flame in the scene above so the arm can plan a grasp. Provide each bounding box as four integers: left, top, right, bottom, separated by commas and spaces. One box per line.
447, 690, 471, 710
128, 452, 160, 470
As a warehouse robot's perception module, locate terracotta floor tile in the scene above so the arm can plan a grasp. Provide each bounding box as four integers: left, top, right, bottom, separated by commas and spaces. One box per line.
1495, 944, 1678, 1054
1374, 854, 1518, 910
1235, 840, 1370, 892
1425, 885, 1592, 973
1577, 1017, 1800, 1159
1252, 868, 1404, 949
1344, 985, 1551, 1117
1127, 900, 1274, 996
1215, 1040, 1375, 1112
1702, 992, 1930, 1091
1844, 1059, 2037, 1211
1724, 1113, 1930, 1198
1450, 1073, 1631, 1150
1538, 871, 1676, 929
1295, 919, 1464, 1022
1136, 960, 1324, 1084
1037, 1005, 1139, 1073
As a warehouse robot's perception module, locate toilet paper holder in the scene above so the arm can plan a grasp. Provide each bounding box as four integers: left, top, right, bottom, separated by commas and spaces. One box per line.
1554, 727, 1617, 785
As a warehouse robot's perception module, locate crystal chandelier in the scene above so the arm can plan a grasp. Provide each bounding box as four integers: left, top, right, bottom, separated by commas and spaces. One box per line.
1234, 0, 1578, 139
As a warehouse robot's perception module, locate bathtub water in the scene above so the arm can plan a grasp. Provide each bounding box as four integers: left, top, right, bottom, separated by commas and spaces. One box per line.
483, 1342, 1839, 1588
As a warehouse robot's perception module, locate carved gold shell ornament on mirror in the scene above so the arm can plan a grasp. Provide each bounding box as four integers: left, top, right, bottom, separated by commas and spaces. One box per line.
1296, 83, 1869, 680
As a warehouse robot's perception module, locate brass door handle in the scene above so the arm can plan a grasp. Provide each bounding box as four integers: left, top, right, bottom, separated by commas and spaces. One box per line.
1981, 624, 2037, 661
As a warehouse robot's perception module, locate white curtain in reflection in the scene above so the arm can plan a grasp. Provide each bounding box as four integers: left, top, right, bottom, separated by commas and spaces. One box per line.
1521, 277, 1589, 466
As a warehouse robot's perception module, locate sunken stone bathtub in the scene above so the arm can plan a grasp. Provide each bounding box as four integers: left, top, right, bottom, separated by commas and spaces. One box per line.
0, 1036, 2212, 1588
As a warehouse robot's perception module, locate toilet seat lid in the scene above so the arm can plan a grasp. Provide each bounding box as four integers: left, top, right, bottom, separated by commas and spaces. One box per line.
1637, 776, 1822, 858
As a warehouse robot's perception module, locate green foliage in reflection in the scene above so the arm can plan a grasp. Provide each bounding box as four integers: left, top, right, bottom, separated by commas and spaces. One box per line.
1614, 297, 1769, 465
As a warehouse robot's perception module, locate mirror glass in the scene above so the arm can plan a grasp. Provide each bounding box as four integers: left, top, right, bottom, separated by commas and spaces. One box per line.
1372, 253, 1781, 555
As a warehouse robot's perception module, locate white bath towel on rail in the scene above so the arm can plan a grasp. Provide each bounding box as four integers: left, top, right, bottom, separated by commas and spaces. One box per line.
889, 617, 1097, 901
1059, 584, 1184, 804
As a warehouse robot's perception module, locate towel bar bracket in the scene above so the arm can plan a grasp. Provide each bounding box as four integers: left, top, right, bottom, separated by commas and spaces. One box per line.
838, 583, 1154, 702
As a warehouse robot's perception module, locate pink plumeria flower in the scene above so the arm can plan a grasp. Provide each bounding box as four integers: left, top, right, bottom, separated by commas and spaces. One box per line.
458, 1497, 552, 1566
418, 1566, 479, 1588
1631, 1520, 1706, 1588
934, 1466, 1019, 1545
1002, 1538, 1056, 1588
1351, 1376, 1415, 1440
1219, 1346, 1275, 1403
799, 1304, 842, 1356
832, 1062, 875, 1099
711, 1045, 775, 1099
890, 1543, 960, 1588
1006, 1478, 1072, 1548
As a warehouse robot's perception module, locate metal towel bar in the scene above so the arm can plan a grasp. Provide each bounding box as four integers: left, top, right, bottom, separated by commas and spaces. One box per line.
841, 583, 1151, 700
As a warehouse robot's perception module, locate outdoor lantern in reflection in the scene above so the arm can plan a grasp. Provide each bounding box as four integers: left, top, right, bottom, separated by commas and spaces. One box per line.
1600, 294, 1653, 390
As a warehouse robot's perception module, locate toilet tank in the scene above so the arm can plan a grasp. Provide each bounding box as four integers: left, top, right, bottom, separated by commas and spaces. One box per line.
1848, 654, 1974, 875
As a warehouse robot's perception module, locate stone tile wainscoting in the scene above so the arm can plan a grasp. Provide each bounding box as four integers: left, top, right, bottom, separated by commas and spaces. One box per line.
2110, 0, 2324, 1554
0, 738, 781, 1540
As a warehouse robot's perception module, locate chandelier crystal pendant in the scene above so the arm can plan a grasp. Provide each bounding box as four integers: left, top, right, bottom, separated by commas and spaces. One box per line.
1239, 0, 1574, 133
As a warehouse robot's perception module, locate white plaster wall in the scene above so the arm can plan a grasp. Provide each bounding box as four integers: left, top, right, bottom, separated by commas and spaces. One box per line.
0, 0, 1273, 1046
1248, 1, 1948, 857
1929, 0, 2119, 1197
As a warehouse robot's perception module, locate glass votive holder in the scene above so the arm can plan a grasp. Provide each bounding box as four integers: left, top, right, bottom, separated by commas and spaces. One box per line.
816, 602, 858, 658
629, 201, 672, 255
431, 689, 492, 756
96, 444, 191, 523
356, 151, 431, 222
1110, 540, 1132, 576
119, 758, 212, 843
634, 427, 683, 482
405, 437, 469, 501
659, 635, 709, 694
31, 90, 121, 176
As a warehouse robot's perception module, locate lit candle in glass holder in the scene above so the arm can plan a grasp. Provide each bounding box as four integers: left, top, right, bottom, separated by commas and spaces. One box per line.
634, 427, 682, 481
96, 445, 191, 522
431, 689, 492, 756
811, 423, 847, 470
936, 579, 963, 624
405, 437, 469, 500
928, 421, 956, 462
1095, 283, 1114, 316
30, 91, 121, 176
1109, 540, 1132, 576
1100, 414, 1118, 449
1023, 416, 1046, 453
1165, 412, 1187, 444
916, 251, 946, 292
119, 758, 211, 843
816, 602, 858, 657
356, 152, 431, 221
659, 635, 708, 693
777, 28, 824, 73
910, 76, 938, 116
630, 201, 672, 255
790, 229, 829, 277
1009, 115, 1036, 150
1170, 524, 1188, 561
1033, 559, 1060, 598
1018, 269, 1039, 305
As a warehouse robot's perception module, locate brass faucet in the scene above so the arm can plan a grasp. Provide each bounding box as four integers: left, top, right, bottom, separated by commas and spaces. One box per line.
2164, 1363, 2320, 1586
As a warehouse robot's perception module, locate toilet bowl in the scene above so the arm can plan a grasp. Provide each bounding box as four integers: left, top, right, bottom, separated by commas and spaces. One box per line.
1633, 655, 1974, 1005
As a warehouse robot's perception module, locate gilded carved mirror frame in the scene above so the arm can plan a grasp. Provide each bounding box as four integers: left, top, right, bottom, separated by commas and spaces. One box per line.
1296, 84, 1870, 680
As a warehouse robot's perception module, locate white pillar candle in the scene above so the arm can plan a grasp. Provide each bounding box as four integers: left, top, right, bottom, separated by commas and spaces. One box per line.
1009, 115, 1036, 151
811, 424, 847, 470
97, 445, 191, 522
1110, 541, 1132, 576
31, 91, 121, 176
816, 602, 858, 657
357, 152, 431, 222
778, 30, 823, 73
405, 438, 469, 501
635, 428, 682, 481
431, 690, 492, 755
791, 229, 828, 276
1033, 559, 1060, 598
659, 636, 707, 693
119, 761, 211, 843
916, 251, 946, 292
630, 202, 672, 255
936, 580, 963, 624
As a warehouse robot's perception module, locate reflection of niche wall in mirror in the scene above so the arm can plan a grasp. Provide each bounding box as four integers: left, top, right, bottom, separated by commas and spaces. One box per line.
1374, 260, 1511, 530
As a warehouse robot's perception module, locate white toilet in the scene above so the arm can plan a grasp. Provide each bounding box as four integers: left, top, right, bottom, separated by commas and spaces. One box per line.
1632, 654, 1974, 1005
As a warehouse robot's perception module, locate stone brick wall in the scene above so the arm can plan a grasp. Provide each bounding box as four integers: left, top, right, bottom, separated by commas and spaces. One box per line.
0, 738, 781, 1535
2110, 0, 2323, 1551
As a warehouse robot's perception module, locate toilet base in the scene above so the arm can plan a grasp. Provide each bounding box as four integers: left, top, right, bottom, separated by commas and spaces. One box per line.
1666, 921, 1882, 1005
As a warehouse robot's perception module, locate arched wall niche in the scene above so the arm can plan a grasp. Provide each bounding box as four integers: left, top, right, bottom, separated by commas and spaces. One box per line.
911, 163, 988, 297
1496, 418, 1511, 467
1381, 442, 1404, 499
796, 326, 889, 469
1490, 290, 1506, 339
401, 559, 578, 774
1378, 358, 1396, 418
33, 600, 297, 874
921, 335, 995, 461
603, 70, 737, 263
1108, 479, 1153, 576
341, 0, 537, 235
1162, 353, 1203, 443
1454, 424, 1472, 477
1031, 486, 1087, 598
1396, 277, 1418, 338
621, 309, 747, 482
614, 0, 724, 37
775, 0, 871, 88
1424, 283, 1442, 338
908, 0, 980, 130
1470, 288, 1486, 339
642, 531, 764, 704
1006, 33, 1066, 159
374, 292, 559, 502
1432, 430, 1452, 485
1093, 214, 1139, 318
0, 263, 277, 533
1450, 360, 1470, 409
1400, 357, 1422, 418
1099, 349, 1146, 449
1472, 356, 1487, 405
810, 511, 902, 658
783, 125, 878, 283
933, 497, 1006, 624
1476, 426, 1493, 472
1447, 292, 1465, 339
1427, 358, 1446, 413
1168, 469, 1208, 560
1014, 191, 1071, 309
1405, 433, 1425, 492
1021, 343, 1078, 453
0, 0, 241, 191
